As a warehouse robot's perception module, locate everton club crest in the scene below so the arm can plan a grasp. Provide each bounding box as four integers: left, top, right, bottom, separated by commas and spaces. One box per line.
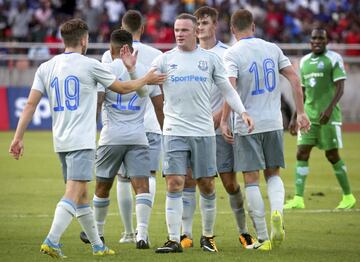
198, 60, 208, 71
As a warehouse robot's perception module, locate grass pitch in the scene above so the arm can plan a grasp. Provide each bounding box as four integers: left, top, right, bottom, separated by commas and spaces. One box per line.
0, 131, 359, 261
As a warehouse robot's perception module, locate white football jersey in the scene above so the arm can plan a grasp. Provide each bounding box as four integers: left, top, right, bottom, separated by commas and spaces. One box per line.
98, 58, 161, 146
208, 41, 230, 135
223, 37, 291, 135
31, 52, 116, 152
102, 41, 163, 134
152, 46, 234, 136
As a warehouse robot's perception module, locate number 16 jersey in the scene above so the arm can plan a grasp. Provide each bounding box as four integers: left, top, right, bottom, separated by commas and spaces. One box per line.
223, 37, 291, 135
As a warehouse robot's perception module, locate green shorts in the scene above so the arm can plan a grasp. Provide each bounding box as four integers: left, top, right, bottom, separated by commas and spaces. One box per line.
297, 123, 343, 150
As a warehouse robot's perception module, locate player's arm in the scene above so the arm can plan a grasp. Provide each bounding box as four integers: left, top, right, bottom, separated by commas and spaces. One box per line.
120, 45, 148, 97
213, 108, 222, 130
218, 77, 254, 134
280, 65, 310, 133
151, 94, 164, 130
96, 91, 105, 123
9, 89, 42, 160
221, 98, 234, 144
319, 79, 344, 125
108, 68, 166, 94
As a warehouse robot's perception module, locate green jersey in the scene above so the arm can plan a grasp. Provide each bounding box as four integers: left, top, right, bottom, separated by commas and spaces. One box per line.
300, 50, 346, 124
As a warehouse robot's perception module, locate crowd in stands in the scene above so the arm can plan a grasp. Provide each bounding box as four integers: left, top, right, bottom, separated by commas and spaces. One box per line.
0, 0, 359, 56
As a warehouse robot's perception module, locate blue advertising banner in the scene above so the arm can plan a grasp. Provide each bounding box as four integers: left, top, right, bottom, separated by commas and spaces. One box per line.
7, 87, 52, 130
6, 87, 102, 130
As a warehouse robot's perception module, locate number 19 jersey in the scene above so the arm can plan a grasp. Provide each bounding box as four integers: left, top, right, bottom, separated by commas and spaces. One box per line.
31, 52, 116, 152
223, 37, 291, 135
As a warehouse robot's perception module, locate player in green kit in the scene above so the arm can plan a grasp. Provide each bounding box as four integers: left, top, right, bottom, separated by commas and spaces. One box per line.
284, 28, 356, 210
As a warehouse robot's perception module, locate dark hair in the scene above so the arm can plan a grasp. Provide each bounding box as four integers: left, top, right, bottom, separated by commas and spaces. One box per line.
110, 29, 133, 53
122, 10, 143, 33
194, 6, 218, 23
311, 27, 327, 35
231, 9, 253, 32
176, 13, 197, 25
60, 18, 88, 47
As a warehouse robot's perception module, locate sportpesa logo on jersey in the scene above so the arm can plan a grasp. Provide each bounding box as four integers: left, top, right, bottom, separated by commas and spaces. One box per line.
170, 75, 207, 83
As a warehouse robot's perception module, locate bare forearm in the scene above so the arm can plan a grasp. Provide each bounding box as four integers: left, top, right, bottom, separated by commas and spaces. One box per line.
151, 95, 164, 130
109, 78, 147, 94
221, 102, 231, 123
14, 104, 37, 140
281, 66, 305, 114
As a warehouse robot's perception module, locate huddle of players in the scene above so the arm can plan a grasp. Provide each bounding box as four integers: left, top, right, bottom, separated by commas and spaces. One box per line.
11, 3, 354, 259
83, 6, 311, 254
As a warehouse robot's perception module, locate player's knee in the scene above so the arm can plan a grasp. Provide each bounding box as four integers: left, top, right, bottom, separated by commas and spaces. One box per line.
197, 178, 215, 195
166, 176, 184, 192
297, 149, 310, 161
95, 182, 112, 198
223, 181, 238, 194
325, 150, 340, 164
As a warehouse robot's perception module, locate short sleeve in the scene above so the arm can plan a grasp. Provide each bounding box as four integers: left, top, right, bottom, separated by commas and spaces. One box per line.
91, 60, 116, 89
31, 64, 46, 94
223, 48, 238, 78
332, 55, 347, 82
101, 50, 112, 63
276, 45, 291, 70
148, 85, 162, 97
211, 52, 230, 86
151, 54, 165, 73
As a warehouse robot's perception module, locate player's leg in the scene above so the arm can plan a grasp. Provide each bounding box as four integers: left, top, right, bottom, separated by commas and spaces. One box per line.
79, 145, 121, 243
262, 130, 286, 248
126, 145, 152, 249
181, 168, 196, 248
42, 150, 114, 258
325, 149, 355, 208
234, 133, 270, 251
116, 166, 136, 243
41, 152, 77, 258
192, 136, 218, 253
217, 135, 254, 248
321, 124, 356, 209
147, 132, 162, 205
264, 167, 285, 248
156, 136, 187, 253
92, 179, 114, 241
284, 125, 317, 209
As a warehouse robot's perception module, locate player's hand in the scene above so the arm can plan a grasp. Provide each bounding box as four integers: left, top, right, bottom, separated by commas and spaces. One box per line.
212, 110, 222, 130
288, 118, 298, 136
120, 44, 138, 72
9, 138, 24, 160
241, 112, 254, 134
296, 112, 311, 133
144, 68, 167, 85
220, 120, 234, 144
319, 108, 332, 125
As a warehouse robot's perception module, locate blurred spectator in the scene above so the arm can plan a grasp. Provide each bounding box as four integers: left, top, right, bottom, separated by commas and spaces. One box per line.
8, 2, 32, 42
82, 0, 102, 42
0, 2, 9, 41
32, 0, 55, 42
44, 29, 62, 55
0, 0, 357, 58
161, 0, 179, 25
104, 0, 126, 30
345, 23, 360, 56
144, 5, 161, 42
